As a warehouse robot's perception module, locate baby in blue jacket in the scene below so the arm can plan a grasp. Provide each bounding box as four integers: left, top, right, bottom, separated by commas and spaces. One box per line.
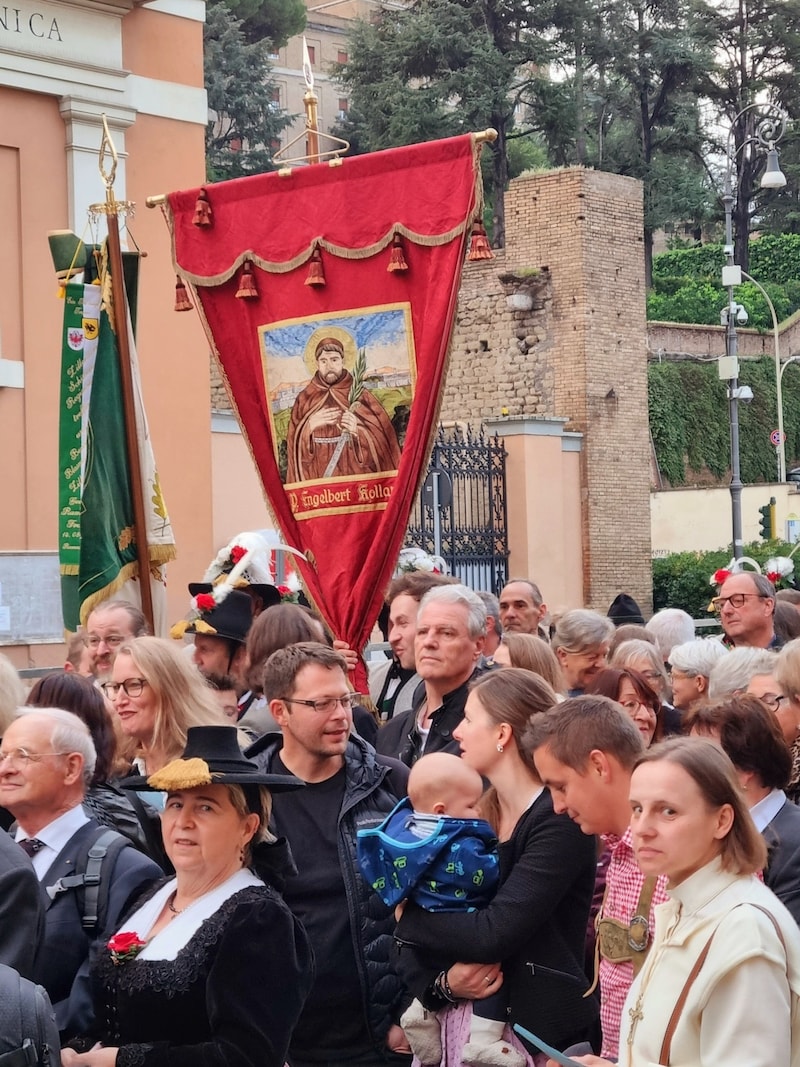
358, 752, 524, 1067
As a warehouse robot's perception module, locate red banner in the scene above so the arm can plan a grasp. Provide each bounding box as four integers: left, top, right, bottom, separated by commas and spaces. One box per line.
166, 134, 483, 671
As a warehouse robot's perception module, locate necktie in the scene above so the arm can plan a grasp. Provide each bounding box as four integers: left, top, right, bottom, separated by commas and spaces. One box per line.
19, 838, 44, 858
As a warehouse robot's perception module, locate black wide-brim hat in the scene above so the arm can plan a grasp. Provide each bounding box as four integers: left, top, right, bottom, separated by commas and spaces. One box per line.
183, 589, 254, 644
189, 581, 282, 610
121, 725, 304, 793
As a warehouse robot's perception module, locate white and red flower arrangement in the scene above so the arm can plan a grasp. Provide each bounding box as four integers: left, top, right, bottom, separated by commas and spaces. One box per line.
708, 554, 796, 596
107, 932, 146, 965
394, 545, 448, 577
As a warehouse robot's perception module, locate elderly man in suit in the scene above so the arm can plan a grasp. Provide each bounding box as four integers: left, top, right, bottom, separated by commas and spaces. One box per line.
0, 708, 161, 1039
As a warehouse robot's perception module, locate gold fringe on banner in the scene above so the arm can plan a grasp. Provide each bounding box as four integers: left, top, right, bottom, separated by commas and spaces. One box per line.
169, 220, 471, 289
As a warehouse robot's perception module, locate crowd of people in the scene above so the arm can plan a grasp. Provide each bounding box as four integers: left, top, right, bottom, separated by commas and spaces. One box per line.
1, 547, 800, 1067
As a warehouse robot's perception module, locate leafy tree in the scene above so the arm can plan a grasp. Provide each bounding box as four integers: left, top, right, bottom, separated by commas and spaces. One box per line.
335, 0, 556, 247
700, 0, 800, 271
220, 0, 305, 46
204, 1, 292, 181
574, 0, 717, 283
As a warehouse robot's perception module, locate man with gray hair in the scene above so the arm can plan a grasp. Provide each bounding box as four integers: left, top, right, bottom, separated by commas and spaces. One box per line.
551, 609, 614, 696
377, 584, 486, 766
0, 708, 161, 1039
707, 647, 777, 701
476, 590, 502, 657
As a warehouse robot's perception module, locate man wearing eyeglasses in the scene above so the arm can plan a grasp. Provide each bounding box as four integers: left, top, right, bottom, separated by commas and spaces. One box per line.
713, 572, 781, 650
246, 642, 411, 1067
0, 708, 161, 1040
85, 599, 148, 679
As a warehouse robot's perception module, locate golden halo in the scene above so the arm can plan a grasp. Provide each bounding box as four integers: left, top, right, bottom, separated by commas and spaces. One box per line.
303, 324, 358, 377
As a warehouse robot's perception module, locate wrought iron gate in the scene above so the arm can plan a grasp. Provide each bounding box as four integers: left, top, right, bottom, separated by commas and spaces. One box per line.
406, 424, 509, 593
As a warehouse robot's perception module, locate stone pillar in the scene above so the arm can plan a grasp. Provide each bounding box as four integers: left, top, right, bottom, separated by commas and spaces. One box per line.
484, 416, 584, 615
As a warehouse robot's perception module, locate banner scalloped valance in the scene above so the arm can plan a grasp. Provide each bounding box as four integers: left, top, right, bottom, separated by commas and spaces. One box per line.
167, 134, 482, 283
169, 222, 468, 288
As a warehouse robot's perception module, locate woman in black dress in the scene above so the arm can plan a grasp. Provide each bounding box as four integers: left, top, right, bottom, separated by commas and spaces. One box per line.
61, 725, 313, 1067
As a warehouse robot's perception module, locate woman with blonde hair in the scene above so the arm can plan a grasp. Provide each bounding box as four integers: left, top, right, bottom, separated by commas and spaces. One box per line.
103, 637, 224, 777
492, 633, 566, 694
773, 637, 800, 805
566, 737, 800, 1067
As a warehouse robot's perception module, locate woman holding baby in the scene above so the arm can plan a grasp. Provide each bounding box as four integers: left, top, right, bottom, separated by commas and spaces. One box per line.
394, 668, 599, 1065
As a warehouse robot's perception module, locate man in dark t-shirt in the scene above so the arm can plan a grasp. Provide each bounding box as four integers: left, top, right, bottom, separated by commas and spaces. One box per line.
246, 642, 410, 1067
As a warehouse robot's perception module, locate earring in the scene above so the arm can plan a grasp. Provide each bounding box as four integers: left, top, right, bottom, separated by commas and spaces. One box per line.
496, 744, 504, 753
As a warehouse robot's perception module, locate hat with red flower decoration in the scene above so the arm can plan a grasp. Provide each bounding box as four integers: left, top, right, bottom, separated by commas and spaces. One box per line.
171, 588, 253, 643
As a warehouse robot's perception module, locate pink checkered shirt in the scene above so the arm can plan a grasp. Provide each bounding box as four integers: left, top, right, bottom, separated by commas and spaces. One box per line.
599, 829, 668, 1059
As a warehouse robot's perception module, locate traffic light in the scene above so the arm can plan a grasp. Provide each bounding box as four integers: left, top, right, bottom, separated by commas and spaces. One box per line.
758, 498, 777, 540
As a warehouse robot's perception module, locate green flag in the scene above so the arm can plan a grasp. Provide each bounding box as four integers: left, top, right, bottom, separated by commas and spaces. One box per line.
56, 254, 176, 633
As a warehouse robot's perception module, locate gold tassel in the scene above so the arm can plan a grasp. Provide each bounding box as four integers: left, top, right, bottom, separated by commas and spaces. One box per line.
235, 261, 259, 299
174, 276, 193, 312
148, 757, 213, 791
193, 189, 212, 227
467, 221, 494, 260
169, 619, 190, 639
387, 233, 409, 272
305, 249, 326, 287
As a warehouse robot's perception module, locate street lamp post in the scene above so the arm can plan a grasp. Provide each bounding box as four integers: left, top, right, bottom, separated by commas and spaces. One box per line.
741, 270, 784, 481
720, 103, 787, 559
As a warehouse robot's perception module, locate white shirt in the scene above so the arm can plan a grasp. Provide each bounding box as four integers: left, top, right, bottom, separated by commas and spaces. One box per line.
750, 788, 786, 832
15, 804, 90, 878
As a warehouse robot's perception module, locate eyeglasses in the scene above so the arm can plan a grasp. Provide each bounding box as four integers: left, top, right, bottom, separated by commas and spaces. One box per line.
619, 699, 653, 715
710, 593, 769, 613
87, 633, 127, 648
280, 694, 362, 714
101, 678, 149, 698
758, 692, 787, 712
0, 748, 70, 767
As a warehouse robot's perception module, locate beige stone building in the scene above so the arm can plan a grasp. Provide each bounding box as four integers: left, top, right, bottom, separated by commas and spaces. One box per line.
270, 0, 379, 156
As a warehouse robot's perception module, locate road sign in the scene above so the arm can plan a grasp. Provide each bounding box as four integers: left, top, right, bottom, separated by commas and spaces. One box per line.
771, 429, 785, 446
422, 467, 452, 510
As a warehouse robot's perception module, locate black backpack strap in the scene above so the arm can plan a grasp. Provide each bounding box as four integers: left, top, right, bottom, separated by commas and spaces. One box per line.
45, 826, 129, 932
82, 830, 125, 931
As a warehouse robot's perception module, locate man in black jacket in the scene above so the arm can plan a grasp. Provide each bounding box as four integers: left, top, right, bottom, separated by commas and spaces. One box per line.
247, 642, 410, 1067
376, 585, 486, 767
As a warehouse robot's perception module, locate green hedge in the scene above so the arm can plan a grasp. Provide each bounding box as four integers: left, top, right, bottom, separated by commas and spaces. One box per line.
649, 358, 800, 485
653, 234, 800, 284
653, 541, 798, 618
649, 235, 800, 327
